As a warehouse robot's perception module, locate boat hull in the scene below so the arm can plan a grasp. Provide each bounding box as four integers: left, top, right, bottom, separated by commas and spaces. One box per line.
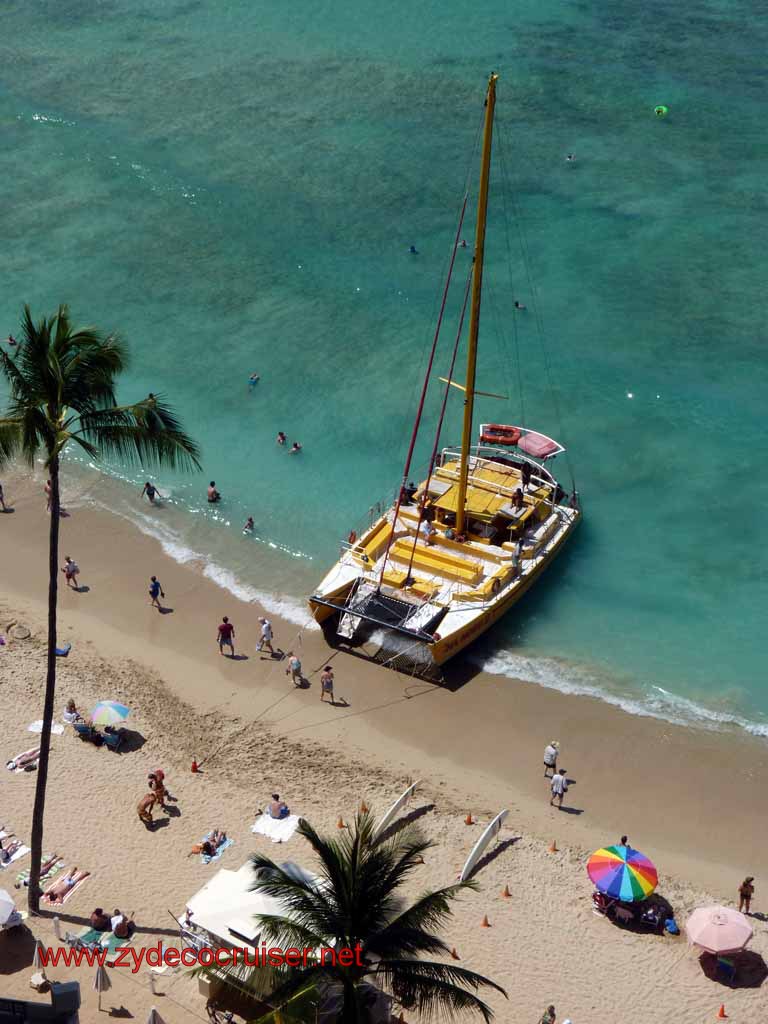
309, 506, 580, 679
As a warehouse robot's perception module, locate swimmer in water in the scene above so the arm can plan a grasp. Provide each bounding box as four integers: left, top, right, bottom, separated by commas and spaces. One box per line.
458, 239, 468, 249
243, 516, 254, 533
514, 301, 526, 310
248, 373, 260, 389
6, 335, 17, 346
409, 245, 418, 255
276, 431, 287, 446
289, 442, 302, 454
566, 153, 576, 162
141, 481, 158, 504
207, 481, 221, 503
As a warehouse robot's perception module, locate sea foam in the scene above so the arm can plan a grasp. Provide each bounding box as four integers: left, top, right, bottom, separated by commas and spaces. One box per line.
477, 650, 768, 738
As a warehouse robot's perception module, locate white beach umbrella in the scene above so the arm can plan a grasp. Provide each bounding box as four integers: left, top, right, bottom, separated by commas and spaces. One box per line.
93, 963, 111, 1010
146, 1008, 166, 1024
0, 889, 16, 926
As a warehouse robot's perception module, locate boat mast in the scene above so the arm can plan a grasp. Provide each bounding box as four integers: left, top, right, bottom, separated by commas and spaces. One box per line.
455, 73, 498, 536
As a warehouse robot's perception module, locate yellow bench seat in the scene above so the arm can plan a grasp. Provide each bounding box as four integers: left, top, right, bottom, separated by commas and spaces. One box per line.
389, 539, 482, 584
454, 566, 512, 602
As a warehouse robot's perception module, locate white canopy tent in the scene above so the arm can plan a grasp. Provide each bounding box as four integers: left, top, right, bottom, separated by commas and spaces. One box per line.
183, 860, 321, 950
183, 860, 392, 1024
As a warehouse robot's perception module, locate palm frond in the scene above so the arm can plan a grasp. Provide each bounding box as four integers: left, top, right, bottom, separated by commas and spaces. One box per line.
76, 399, 201, 470
374, 958, 507, 1023
0, 419, 23, 468
366, 882, 477, 960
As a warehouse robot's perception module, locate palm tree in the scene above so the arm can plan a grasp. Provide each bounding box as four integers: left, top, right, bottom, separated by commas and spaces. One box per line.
200, 812, 507, 1023
0, 305, 200, 913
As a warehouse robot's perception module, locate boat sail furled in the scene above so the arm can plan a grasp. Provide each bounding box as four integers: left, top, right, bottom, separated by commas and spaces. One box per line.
309, 75, 581, 679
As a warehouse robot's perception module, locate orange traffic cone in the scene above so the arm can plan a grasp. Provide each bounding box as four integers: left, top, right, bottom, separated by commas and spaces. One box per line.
717, 1006, 728, 1020
481, 914, 491, 928
465, 813, 474, 825
337, 817, 346, 829
450, 947, 460, 960
360, 801, 369, 814
502, 885, 511, 899
548, 839, 558, 853
191, 759, 199, 773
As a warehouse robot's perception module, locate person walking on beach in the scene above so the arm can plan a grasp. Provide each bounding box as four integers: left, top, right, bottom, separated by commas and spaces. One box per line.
217, 616, 235, 657
141, 481, 158, 503
550, 768, 568, 809
539, 1006, 556, 1024
0, 482, 6, 512
320, 665, 334, 703
543, 740, 559, 778
256, 617, 275, 655
148, 576, 165, 610
739, 876, 755, 914
62, 556, 80, 590
619, 834, 629, 848
285, 652, 302, 686
44, 478, 52, 511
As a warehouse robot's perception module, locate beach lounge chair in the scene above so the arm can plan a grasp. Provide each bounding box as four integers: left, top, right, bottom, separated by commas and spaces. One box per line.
716, 956, 737, 985
102, 727, 126, 752
614, 905, 634, 925
73, 723, 101, 746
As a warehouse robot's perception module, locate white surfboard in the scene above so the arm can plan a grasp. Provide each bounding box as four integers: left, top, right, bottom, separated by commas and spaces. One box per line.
459, 809, 510, 882
373, 780, 421, 840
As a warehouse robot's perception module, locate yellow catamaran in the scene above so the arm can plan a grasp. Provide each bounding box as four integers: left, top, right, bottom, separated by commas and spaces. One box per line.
309, 75, 581, 679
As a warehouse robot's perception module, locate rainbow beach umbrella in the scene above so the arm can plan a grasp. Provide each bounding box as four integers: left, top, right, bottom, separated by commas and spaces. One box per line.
90, 701, 131, 727
587, 844, 658, 902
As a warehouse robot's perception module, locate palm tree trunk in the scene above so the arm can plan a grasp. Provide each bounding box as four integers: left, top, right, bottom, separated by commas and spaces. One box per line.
28, 456, 60, 914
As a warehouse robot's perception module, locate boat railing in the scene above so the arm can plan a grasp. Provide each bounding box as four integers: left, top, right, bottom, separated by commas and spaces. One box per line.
338, 490, 399, 557
438, 446, 560, 505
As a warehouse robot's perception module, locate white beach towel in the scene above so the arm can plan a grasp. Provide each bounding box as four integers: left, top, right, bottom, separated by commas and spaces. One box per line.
28, 721, 64, 735
251, 813, 301, 844
0, 845, 30, 869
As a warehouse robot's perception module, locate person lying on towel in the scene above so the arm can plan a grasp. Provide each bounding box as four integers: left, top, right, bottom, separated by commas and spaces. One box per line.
44, 868, 89, 903
190, 828, 227, 858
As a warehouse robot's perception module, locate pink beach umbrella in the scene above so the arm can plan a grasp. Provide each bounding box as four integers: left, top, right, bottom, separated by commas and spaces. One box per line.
685, 905, 753, 955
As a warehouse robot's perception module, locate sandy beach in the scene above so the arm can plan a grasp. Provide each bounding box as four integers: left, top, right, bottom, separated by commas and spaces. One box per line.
1, 480, 766, 1022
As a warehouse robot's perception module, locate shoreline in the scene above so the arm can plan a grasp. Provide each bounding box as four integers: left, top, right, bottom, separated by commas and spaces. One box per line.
11, 458, 768, 741
0, 477, 765, 895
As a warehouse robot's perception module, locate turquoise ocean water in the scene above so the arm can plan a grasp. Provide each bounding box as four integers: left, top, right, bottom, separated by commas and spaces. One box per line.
1, 0, 766, 734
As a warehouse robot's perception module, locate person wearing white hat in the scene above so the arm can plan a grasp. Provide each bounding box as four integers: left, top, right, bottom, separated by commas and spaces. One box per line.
543, 740, 560, 778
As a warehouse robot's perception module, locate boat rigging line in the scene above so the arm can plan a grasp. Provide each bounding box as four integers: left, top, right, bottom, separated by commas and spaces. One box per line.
375, 191, 469, 590
399, 262, 473, 586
